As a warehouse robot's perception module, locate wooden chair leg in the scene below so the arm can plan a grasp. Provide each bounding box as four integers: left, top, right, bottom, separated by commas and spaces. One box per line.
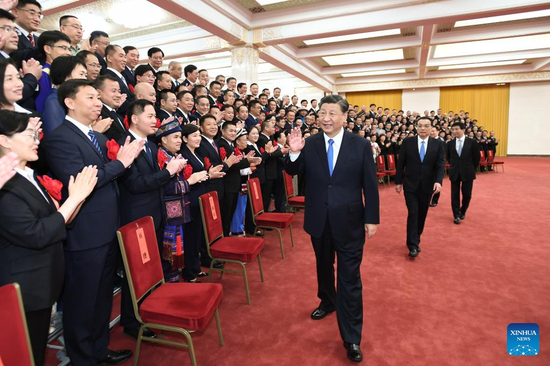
257, 254, 264, 282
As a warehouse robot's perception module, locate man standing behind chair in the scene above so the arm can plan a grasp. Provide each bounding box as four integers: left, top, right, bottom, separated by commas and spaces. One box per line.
44, 79, 144, 366
447, 122, 480, 224
395, 117, 445, 257
286, 95, 379, 363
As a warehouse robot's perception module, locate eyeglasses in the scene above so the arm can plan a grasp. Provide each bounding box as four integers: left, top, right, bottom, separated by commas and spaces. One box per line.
95, 40, 110, 46
24, 130, 40, 141
17, 8, 44, 19
86, 63, 101, 68
0, 25, 15, 34
51, 45, 70, 51
64, 24, 84, 32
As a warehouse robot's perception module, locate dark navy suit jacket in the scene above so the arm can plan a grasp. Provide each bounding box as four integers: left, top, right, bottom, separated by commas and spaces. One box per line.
44, 119, 126, 251
286, 131, 380, 242
104, 68, 134, 116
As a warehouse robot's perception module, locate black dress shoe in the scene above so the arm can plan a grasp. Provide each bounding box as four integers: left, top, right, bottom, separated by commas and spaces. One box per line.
429, 203, 437, 207
212, 262, 224, 269
343, 342, 363, 362
460, 214, 465, 220
183, 278, 201, 283
98, 349, 133, 365
196, 271, 208, 277
454, 218, 461, 224
409, 248, 419, 257
310, 308, 333, 320
417, 247, 421, 253
124, 327, 157, 340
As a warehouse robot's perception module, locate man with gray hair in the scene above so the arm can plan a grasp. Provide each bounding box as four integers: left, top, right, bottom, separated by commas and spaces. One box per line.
168, 60, 182, 92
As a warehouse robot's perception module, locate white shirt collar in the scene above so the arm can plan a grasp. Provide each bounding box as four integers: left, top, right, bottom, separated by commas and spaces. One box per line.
15, 24, 30, 38
202, 135, 214, 144
14, 166, 49, 201
103, 103, 115, 112
66, 115, 93, 136
323, 127, 344, 147
107, 67, 123, 79
177, 107, 188, 118
128, 128, 145, 143
0, 50, 9, 58
14, 103, 32, 114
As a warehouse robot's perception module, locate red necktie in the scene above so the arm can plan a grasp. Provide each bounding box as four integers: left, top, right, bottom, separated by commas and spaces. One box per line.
28, 34, 35, 47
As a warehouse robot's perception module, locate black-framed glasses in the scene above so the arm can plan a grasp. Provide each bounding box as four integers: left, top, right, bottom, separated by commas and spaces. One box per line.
51, 45, 71, 51
0, 25, 15, 34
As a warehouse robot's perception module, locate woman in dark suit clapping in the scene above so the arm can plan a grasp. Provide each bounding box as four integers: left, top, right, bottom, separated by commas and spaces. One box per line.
0, 111, 98, 366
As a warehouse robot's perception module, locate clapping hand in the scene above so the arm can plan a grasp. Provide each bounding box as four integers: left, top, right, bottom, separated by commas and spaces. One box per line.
68, 165, 98, 202
93, 117, 113, 133
208, 164, 226, 179
166, 155, 187, 175
21, 59, 42, 81
188, 171, 208, 185
119, 93, 128, 106
117, 136, 146, 167
161, 116, 175, 126
224, 153, 238, 167
288, 127, 305, 153
265, 141, 276, 154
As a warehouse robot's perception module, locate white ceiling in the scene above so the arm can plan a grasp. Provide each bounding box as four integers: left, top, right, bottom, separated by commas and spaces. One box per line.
39, 0, 550, 92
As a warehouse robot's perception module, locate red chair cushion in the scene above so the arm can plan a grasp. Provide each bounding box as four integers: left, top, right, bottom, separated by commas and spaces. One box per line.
210, 237, 264, 262
140, 283, 223, 331
376, 172, 386, 177
288, 196, 305, 206
383, 170, 396, 176
255, 212, 294, 228
0, 284, 33, 366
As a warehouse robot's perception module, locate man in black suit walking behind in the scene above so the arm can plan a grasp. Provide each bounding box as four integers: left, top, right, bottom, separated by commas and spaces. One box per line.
286, 95, 379, 363
395, 117, 445, 257
447, 122, 480, 224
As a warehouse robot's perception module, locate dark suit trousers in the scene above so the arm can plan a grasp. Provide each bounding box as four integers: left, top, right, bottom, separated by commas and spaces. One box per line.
26, 307, 52, 366
63, 242, 117, 366
451, 173, 474, 218
404, 187, 432, 251
183, 205, 203, 281
311, 220, 364, 345
261, 178, 276, 212
274, 175, 286, 213
221, 191, 239, 236
120, 226, 164, 331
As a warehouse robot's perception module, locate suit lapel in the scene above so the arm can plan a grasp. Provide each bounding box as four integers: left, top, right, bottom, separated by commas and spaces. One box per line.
12, 174, 56, 213
64, 120, 105, 162
332, 131, 352, 177
314, 134, 330, 178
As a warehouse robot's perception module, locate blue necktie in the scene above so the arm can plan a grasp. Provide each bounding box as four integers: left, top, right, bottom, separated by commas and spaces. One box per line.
420, 140, 426, 162
144, 143, 153, 164
457, 139, 463, 157
88, 130, 103, 157
327, 138, 334, 176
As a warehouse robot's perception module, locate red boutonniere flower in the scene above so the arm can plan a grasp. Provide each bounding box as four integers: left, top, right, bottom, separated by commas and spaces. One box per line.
158, 149, 168, 170
260, 147, 265, 153
273, 141, 278, 147
39, 130, 44, 141
155, 118, 161, 128
204, 157, 212, 171
219, 147, 227, 160
129, 84, 134, 94
37, 175, 63, 202
123, 115, 129, 130
234, 147, 241, 156
106, 139, 120, 161
183, 165, 193, 180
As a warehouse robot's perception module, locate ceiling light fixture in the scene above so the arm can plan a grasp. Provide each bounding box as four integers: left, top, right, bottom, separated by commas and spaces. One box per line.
437, 60, 526, 70
323, 49, 404, 66
455, 9, 550, 27
304, 29, 401, 46
341, 69, 407, 77
256, 0, 290, 6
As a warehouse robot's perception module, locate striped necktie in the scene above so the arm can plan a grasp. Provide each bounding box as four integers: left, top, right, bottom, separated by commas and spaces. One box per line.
88, 130, 103, 156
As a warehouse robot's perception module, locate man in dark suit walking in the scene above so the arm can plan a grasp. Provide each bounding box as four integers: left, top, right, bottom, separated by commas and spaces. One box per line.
286, 95, 379, 363
395, 117, 445, 257
447, 122, 480, 224
44, 79, 143, 366
117, 99, 186, 339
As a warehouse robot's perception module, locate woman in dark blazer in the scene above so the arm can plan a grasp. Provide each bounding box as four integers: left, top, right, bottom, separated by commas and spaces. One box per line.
0, 111, 98, 366
178, 124, 222, 282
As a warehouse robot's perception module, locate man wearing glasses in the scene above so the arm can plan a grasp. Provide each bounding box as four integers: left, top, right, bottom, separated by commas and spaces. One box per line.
89, 30, 110, 75
12, 0, 42, 51
59, 15, 83, 55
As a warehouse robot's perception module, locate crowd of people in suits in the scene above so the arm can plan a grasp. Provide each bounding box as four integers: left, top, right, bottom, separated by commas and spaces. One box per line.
0, 1, 499, 365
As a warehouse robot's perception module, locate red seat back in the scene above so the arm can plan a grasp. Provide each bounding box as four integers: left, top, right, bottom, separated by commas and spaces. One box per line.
0, 283, 34, 366
117, 217, 163, 302
387, 154, 396, 170
486, 150, 494, 162
247, 178, 264, 216
479, 150, 486, 162
376, 155, 385, 171
283, 172, 295, 199
199, 191, 223, 246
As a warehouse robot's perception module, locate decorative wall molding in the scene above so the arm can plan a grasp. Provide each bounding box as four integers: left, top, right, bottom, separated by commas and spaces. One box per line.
336, 72, 550, 92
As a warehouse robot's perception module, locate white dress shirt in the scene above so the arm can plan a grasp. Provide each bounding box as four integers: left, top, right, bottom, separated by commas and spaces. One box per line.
128, 129, 148, 153
107, 67, 127, 86
14, 166, 49, 202
66, 116, 94, 143
455, 135, 466, 154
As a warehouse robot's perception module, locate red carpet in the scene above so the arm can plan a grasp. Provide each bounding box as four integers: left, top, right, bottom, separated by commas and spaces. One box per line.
45, 157, 550, 365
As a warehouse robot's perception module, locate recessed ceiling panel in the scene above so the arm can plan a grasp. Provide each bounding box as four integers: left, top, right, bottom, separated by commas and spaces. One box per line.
323, 49, 404, 66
